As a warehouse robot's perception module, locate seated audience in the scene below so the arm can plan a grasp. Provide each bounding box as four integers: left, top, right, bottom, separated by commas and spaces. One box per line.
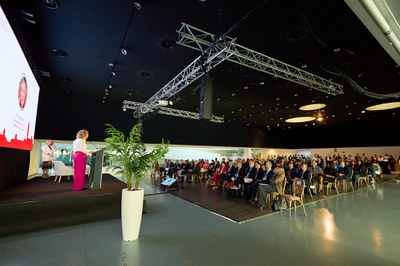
257, 165, 285, 209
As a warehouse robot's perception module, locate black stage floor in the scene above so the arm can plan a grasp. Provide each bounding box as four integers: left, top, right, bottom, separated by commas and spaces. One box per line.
0, 174, 125, 237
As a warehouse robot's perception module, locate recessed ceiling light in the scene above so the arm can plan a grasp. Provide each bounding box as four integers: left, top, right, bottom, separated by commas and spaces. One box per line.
40, 70, 50, 77
133, 1, 142, 10
111, 71, 116, 76
231, 93, 236, 97
366, 102, 400, 111
120, 47, 128, 56
138, 71, 153, 78
159, 39, 176, 50
299, 103, 326, 111
285, 116, 315, 123
317, 117, 323, 121
260, 81, 265, 85
51, 48, 68, 57
361, 110, 365, 113
37, 0, 59, 9
108, 63, 114, 67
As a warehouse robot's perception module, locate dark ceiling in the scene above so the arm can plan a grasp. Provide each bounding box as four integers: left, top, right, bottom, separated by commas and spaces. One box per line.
1, 0, 400, 147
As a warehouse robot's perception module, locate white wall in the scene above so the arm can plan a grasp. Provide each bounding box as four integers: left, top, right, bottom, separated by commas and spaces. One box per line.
299, 146, 400, 159
28, 139, 400, 177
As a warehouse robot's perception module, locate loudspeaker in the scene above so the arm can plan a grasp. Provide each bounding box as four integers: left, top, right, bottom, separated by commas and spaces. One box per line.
199, 76, 213, 120
160, 177, 178, 191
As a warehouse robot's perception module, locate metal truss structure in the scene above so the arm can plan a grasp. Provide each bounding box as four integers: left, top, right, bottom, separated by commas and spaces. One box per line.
122, 100, 224, 123
133, 38, 237, 117
177, 23, 344, 96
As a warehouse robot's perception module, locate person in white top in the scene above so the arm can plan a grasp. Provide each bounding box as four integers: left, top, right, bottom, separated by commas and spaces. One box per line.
41, 140, 56, 178
72, 129, 97, 191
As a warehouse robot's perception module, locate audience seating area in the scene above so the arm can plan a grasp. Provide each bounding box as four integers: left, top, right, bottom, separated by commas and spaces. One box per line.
154, 153, 399, 216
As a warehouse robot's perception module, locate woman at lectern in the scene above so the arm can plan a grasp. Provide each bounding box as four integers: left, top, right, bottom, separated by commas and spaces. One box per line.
72, 129, 97, 191
41, 140, 56, 178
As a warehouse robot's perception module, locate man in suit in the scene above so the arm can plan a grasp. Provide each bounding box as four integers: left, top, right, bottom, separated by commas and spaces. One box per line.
307, 160, 322, 194
245, 161, 263, 199
337, 160, 352, 182
352, 159, 367, 189
249, 161, 274, 202
219, 159, 236, 189
257, 165, 285, 209
230, 160, 246, 188
299, 163, 313, 193
286, 161, 298, 193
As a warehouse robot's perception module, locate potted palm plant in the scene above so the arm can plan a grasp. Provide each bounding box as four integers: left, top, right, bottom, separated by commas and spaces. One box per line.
104, 123, 169, 241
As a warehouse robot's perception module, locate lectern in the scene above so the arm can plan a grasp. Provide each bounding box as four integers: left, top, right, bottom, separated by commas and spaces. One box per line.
88, 149, 104, 189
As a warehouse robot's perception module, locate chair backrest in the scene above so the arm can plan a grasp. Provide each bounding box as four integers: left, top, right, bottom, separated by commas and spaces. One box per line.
53, 161, 65, 174
281, 176, 287, 195
292, 178, 305, 198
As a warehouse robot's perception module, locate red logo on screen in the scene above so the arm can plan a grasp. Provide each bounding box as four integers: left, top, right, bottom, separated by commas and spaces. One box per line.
0, 123, 33, 150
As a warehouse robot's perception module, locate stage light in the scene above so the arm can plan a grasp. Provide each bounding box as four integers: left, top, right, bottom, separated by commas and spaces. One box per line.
120, 47, 128, 56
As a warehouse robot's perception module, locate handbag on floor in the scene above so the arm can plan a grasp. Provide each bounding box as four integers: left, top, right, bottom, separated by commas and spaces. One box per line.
272, 199, 281, 211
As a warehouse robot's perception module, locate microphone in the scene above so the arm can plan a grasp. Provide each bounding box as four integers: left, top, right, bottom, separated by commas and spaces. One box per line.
87, 141, 100, 152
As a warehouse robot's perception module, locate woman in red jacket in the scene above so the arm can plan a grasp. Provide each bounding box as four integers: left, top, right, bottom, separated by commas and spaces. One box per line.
212, 161, 227, 188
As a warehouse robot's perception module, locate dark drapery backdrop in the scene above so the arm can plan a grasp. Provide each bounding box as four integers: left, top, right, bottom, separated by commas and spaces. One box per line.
0, 147, 30, 191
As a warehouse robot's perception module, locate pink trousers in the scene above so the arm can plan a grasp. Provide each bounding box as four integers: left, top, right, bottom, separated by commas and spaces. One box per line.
73, 151, 87, 191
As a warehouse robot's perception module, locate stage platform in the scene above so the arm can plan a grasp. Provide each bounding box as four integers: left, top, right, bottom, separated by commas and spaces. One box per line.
0, 174, 125, 237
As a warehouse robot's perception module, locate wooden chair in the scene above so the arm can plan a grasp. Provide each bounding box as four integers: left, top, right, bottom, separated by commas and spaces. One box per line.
338, 170, 354, 192
282, 178, 307, 216
324, 178, 339, 195
357, 176, 369, 188
265, 177, 286, 209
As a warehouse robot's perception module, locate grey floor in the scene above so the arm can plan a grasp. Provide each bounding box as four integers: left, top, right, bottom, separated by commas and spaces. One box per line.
1, 179, 400, 266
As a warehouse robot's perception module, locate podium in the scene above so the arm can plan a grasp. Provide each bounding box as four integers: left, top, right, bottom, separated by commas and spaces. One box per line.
88, 149, 104, 189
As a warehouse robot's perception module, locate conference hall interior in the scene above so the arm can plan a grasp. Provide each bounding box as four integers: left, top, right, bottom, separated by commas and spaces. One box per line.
0, 0, 400, 265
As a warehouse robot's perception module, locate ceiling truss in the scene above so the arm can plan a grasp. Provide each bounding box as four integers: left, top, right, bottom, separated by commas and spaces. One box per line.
122, 100, 224, 123
177, 22, 344, 96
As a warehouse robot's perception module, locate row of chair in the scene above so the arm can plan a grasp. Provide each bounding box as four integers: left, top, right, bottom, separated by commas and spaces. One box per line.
266, 169, 381, 217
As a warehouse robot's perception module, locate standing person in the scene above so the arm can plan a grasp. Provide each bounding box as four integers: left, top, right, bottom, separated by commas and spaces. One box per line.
72, 129, 97, 191
41, 140, 56, 178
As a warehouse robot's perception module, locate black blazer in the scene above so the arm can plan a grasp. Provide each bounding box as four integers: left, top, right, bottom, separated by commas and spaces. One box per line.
286, 167, 298, 181
261, 169, 274, 184
299, 169, 311, 181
